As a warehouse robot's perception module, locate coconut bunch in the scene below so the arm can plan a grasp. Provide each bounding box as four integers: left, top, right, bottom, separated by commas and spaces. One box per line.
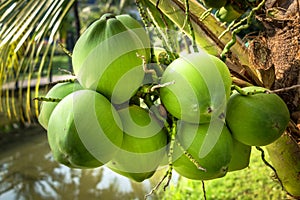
37, 13, 290, 183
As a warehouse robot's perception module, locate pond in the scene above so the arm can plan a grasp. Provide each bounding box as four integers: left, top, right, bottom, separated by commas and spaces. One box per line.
0, 125, 178, 200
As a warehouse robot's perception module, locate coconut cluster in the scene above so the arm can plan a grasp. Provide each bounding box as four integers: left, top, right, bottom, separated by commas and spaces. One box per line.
38, 13, 290, 183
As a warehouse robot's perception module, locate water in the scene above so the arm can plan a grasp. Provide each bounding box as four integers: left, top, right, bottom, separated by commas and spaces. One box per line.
0, 126, 177, 200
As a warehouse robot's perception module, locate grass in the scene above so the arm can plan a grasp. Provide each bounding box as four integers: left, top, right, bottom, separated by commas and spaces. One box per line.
37, 54, 70, 77
51, 55, 70, 73
156, 147, 288, 200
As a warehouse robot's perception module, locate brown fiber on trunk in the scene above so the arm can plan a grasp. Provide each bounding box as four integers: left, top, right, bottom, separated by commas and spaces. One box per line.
249, 0, 300, 198
249, 0, 300, 142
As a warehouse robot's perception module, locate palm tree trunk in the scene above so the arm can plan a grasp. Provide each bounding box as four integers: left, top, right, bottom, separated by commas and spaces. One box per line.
249, 0, 300, 197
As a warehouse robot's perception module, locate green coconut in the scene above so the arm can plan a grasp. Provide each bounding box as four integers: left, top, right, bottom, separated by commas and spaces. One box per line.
38, 82, 82, 130
47, 90, 123, 168
173, 120, 233, 180
228, 138, 252, 172
226, 86, 290, 146
159, 52, 232, 124
107, 105, 168, 182
72, 13, 150, 104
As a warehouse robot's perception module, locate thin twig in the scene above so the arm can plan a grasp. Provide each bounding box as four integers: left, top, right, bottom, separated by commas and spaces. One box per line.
150, 80, 175, 92
202, 180, 207, 200
255, 146, 285, 191
58, 68, 75, 76
271, 84, 300, 93
144, 172, 168, 199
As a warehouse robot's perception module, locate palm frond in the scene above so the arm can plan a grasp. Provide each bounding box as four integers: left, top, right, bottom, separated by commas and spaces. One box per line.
141, 0, 261, 86
0, 0, 75, 124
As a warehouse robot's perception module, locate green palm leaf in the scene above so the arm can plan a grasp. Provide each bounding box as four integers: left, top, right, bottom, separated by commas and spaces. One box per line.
0, 0, 75, 124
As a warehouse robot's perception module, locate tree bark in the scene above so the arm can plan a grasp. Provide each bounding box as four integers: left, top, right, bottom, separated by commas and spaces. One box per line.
249, 0, 300, 198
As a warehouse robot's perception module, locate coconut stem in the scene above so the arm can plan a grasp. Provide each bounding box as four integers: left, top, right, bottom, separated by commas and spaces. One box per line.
33, 97, 61, 102
184, 0, 198, 53
164, 119, 177, 190
144, 118, 177, 199
220, 0, 266, 60
150, 80, 175, 92
231, 85, 269, 95
140, 0, 179, 61
175, 140, 206, 171
48, 78, 76, 86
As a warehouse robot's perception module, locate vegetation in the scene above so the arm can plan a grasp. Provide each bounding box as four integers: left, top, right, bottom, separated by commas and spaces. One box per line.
156, 148, 287, 200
